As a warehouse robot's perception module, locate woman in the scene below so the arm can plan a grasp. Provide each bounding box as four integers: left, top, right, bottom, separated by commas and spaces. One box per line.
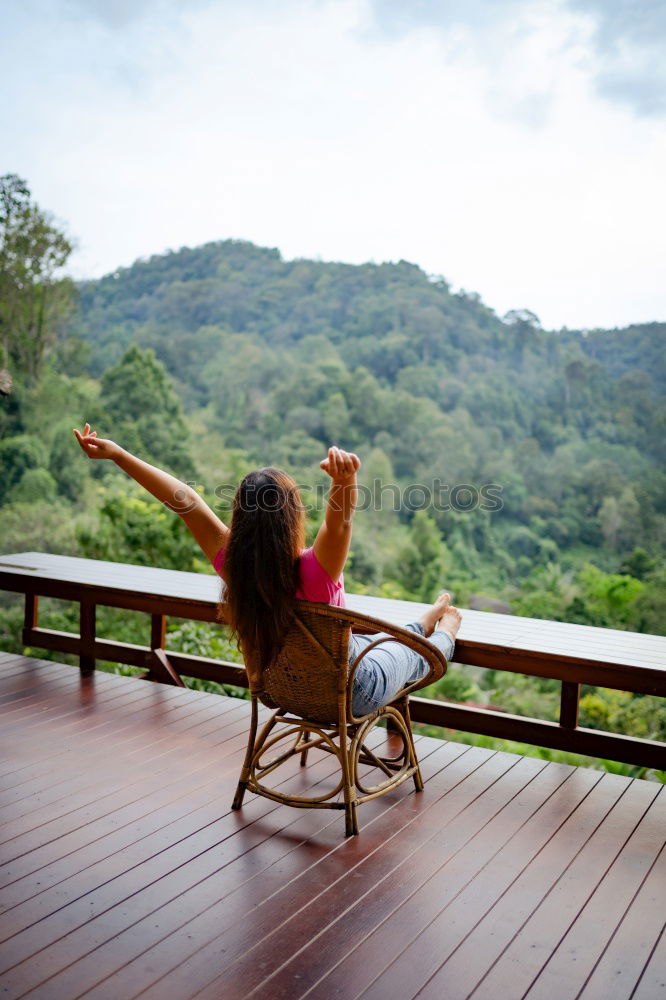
73, 424, 461, 714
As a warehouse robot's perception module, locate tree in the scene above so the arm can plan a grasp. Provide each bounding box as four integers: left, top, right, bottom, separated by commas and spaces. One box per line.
398, 511, 450, 602
566, 564, 644, 630
100, 345, 196, 480
322, 391, 352, 445
77, 489, 203, 571
598, 496, 621, 549
0, 434, 48, 504
8, 467, 57, 504
503, 309, 541, 328
599, 487, 642, 552
633, 566, 666, 636
0, 175, 74, 381
503, 309, 542, 367
562, 357, 589, 413
619, 548, 656, 581
49, 420, 87, 501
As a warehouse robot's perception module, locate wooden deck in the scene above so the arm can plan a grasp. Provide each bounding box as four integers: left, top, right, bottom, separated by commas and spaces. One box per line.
1, 652, 664, 1000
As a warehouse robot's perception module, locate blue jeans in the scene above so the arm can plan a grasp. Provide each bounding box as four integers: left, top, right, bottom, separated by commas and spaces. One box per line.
349, 623, 454, 717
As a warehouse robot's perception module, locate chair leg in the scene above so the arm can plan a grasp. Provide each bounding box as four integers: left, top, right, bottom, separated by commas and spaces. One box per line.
345, 799, 359, 837
398, 697, 423, 792
232, 697, 259, 810
341, 726, 359, 836
294, 728, 309, 767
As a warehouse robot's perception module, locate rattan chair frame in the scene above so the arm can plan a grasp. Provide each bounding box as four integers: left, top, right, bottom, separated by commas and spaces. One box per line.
231, 600, 448, 836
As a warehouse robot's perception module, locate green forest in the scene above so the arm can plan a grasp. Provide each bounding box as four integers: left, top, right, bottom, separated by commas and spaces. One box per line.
1, 175, 664, 779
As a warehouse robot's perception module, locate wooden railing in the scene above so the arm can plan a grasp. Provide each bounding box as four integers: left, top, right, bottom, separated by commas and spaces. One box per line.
1, 552, 665, 771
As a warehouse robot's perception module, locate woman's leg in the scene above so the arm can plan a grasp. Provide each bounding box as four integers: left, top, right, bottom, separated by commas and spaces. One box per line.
350, 623, 455, 718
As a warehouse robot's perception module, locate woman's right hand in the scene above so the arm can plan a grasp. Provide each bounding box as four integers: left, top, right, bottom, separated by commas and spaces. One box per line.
73, 423, 121, 461
320, 446, 361, 483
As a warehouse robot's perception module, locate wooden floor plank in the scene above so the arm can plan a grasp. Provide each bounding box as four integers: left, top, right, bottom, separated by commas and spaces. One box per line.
0, 702, 254, 872
467, 780, 662, 1000
519, 787, 666, 1000
630, 923, 666, 1000
0, 654, 41, 671
1, 708, 400, 972
0, 657, 68, 688
3, 677, 243, 759
349, 766, 607, 1000
0, 670, 117, 728
302, 760, 575, 1000
0, 669, 198, 737
4, 730, 362, 929
1, 683, 248, 801
3, 719, 306, 930
0, 666, 88, 704
242, 756, 564, 1000
0, 675, 150, 748
0, 714, 257, 893
410, 772, 633, 1000
0, 704, 254, 862
576, 839, 666, 1000
0, 710, 260, 916
2, 682, 243, 772
0, 727, 236, 850
0, 675, 159, 748
0, 685, 243, 808
0, 694, 218, 812
0, 688, 238, 795
1, 678, 248, 799
14, 740, 436, 998
0, 682, 150, 779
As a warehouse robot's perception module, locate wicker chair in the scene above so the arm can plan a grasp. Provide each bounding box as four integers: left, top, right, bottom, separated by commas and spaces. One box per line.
231, 600, 448, 836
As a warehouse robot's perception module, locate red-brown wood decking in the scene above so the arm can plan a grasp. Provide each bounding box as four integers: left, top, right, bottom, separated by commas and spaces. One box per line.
0, 652, 664, 1000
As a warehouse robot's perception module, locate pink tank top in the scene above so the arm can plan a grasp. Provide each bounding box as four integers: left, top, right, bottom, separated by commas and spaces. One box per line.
212, 545, 346, 608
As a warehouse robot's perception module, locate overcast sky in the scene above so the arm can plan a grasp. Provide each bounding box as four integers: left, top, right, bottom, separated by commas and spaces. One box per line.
3, 0, 665, 330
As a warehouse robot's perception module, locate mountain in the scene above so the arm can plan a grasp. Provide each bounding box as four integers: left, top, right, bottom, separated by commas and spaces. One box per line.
66, 239, 664, 603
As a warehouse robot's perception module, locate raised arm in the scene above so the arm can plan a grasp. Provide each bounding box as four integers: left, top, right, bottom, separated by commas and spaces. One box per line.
313, 446, 361, 584
73, 423, 229, 564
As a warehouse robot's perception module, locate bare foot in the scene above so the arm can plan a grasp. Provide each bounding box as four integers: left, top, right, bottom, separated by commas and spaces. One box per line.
420, 592, 452, 637
437, 605, 462, 643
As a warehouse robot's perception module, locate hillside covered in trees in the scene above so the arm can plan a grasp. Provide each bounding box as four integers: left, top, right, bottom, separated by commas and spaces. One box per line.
1, 195, 664, 776
64, 239, 665, 627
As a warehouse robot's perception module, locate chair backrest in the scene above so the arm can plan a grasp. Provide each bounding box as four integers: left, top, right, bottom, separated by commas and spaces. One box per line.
260, 602, 351, 724
230, 599, 446, 726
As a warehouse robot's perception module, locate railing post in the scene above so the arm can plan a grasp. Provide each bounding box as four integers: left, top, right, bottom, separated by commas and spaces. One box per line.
22, 593, 38, 645
560, 680, 581, 729
150, 613, 166, 654
79, 601, 96, 675
147, 612, 185, 686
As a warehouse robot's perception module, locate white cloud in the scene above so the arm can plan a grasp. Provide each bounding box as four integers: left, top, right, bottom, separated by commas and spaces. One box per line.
366, 0, 666, 119
2, 0, 665, 329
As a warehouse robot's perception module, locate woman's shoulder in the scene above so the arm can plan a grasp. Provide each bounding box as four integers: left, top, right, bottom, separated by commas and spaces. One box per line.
297, 547, 345, 604
299, 546, 333, 576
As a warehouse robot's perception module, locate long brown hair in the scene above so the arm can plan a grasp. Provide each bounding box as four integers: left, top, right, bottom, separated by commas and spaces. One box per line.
221, 467, 305, 683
